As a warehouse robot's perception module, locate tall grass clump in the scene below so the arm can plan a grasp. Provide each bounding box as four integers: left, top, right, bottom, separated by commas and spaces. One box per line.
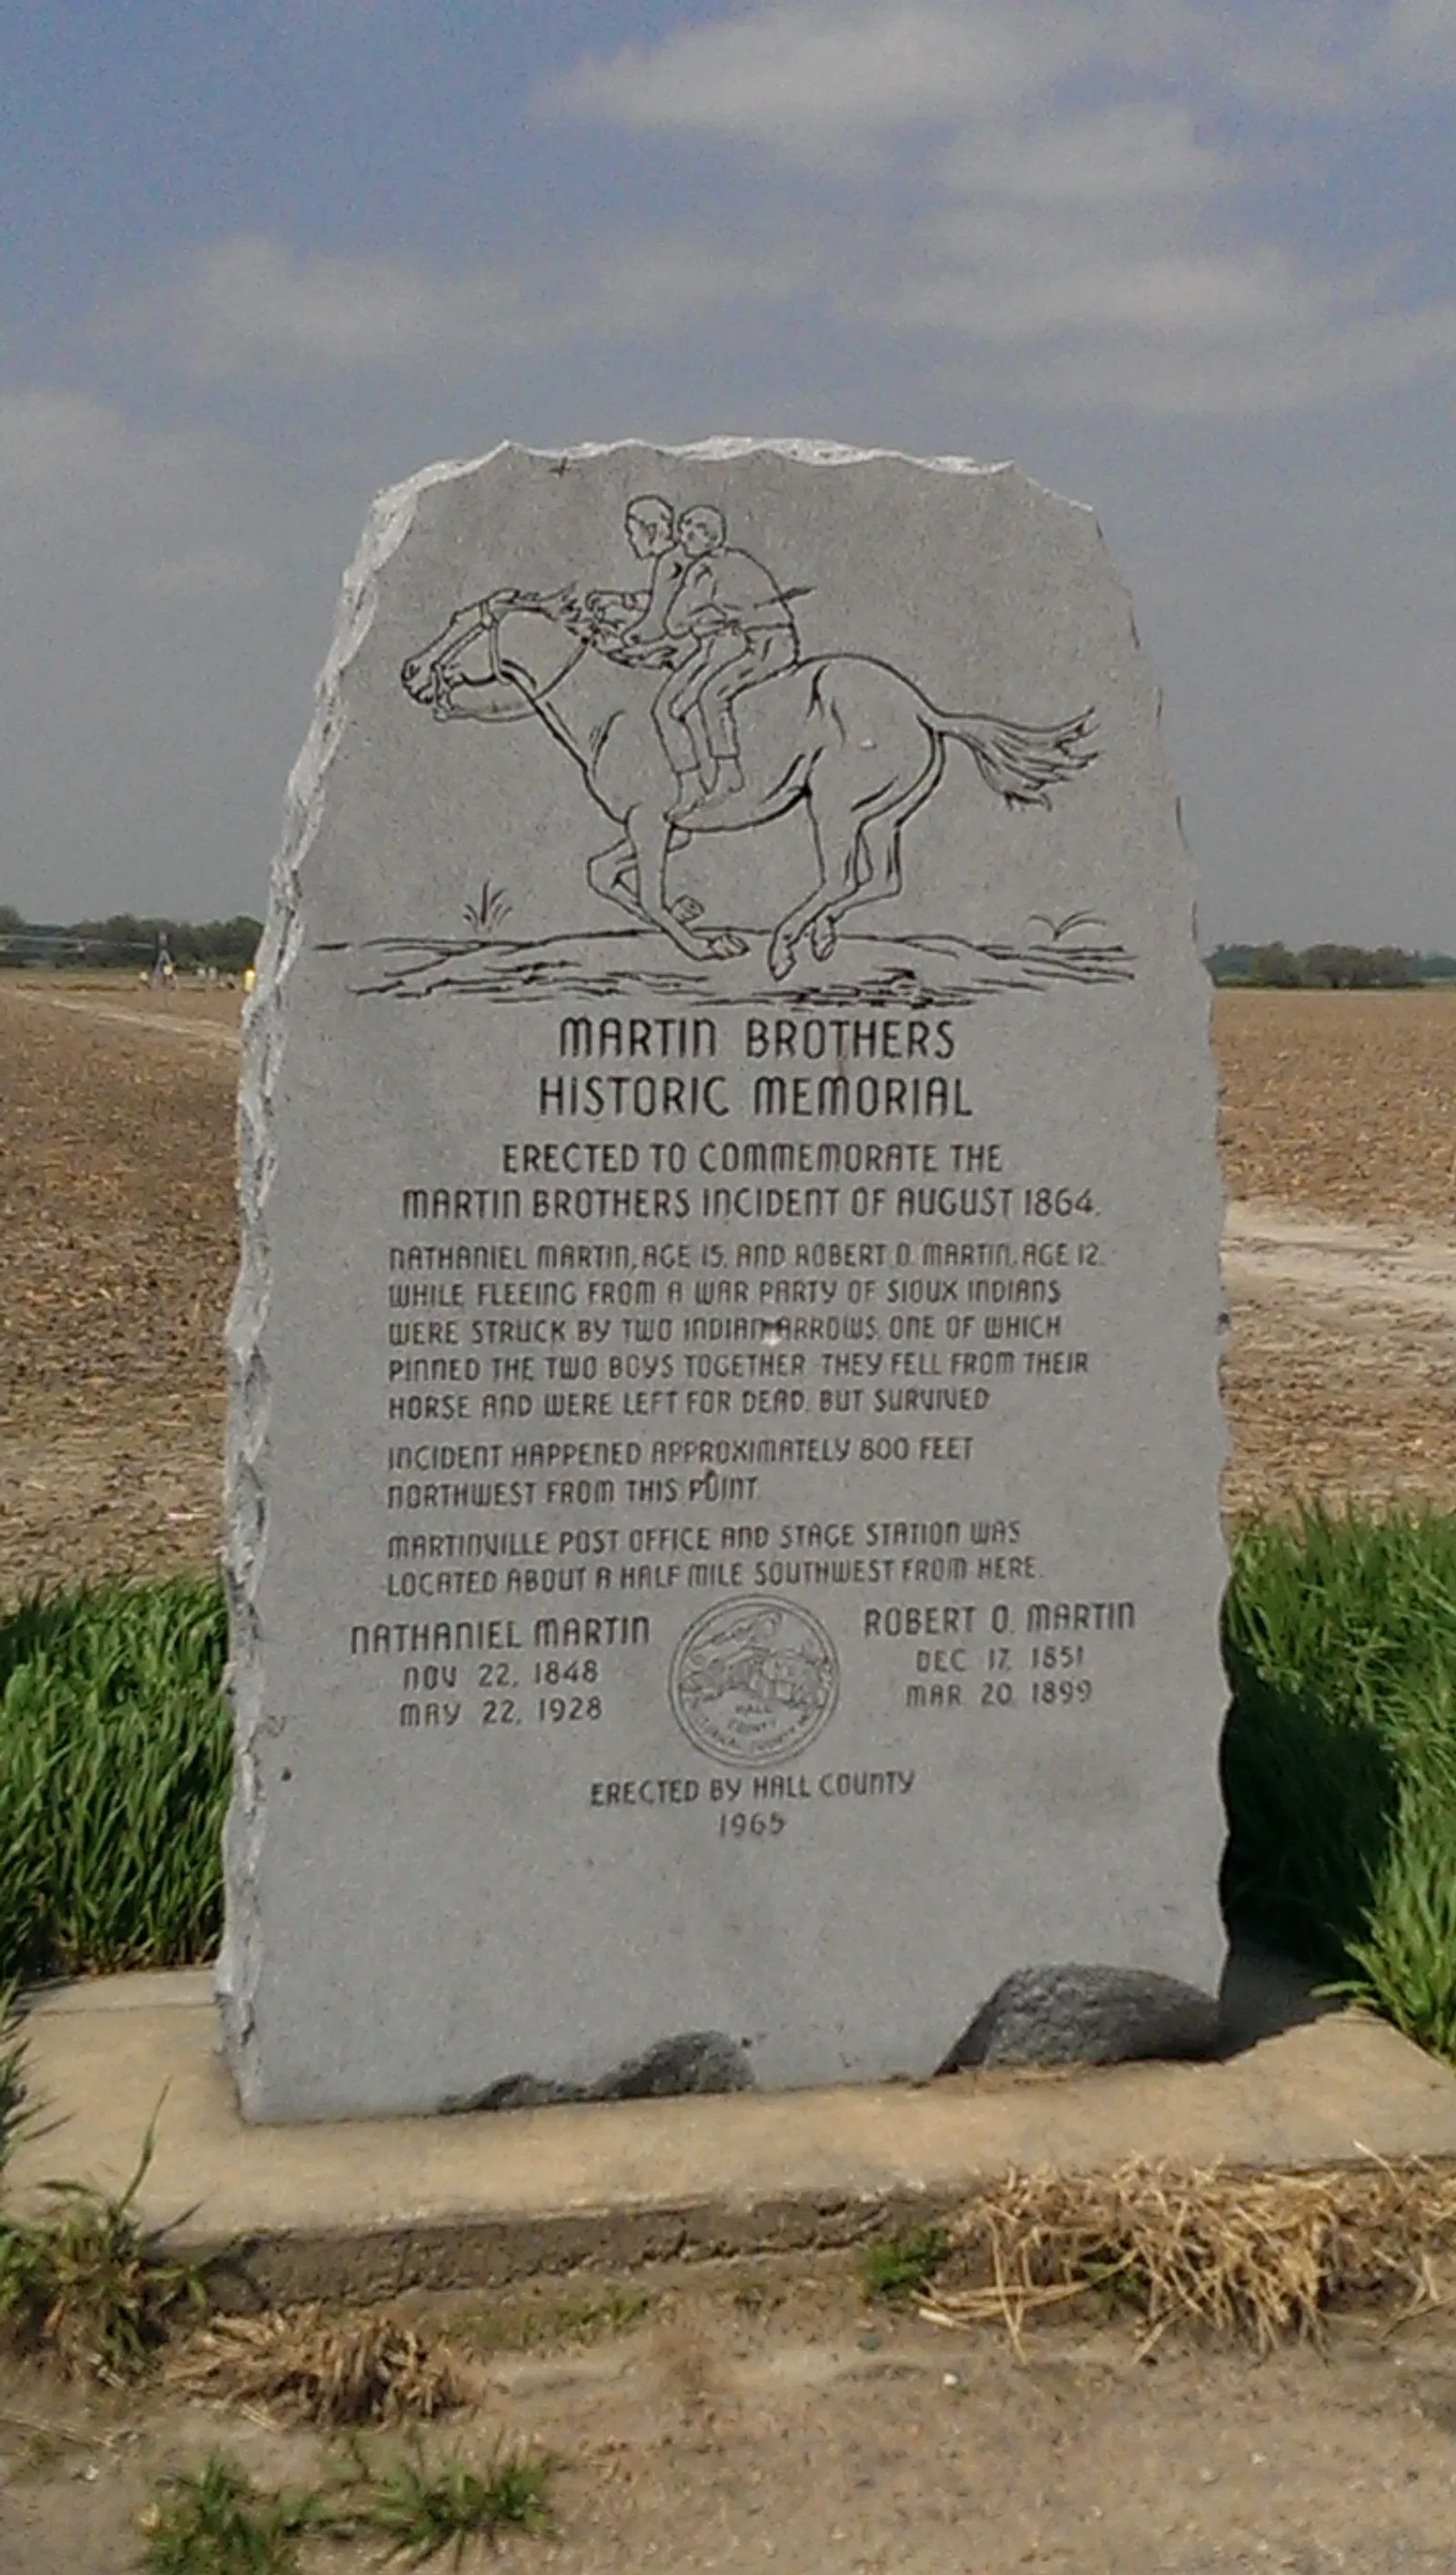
0, 1576, 231, 1982
0, 2117, 207, 2377
0, 1980, 26, 2172
139, 2454, 324, 2575
1222, 1505, 1456, 2059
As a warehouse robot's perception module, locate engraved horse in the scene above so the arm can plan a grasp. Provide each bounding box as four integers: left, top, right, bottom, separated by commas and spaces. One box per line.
400, 590, 1095, 983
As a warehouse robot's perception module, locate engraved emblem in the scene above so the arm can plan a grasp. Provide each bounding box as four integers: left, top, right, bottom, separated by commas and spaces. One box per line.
669, 1598, 839, 1769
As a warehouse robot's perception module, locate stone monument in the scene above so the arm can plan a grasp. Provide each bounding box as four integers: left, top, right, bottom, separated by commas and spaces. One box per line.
220, 440, 1228, 2122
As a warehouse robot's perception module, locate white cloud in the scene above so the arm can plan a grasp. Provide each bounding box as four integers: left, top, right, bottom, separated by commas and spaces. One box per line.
0, 388, 275, 653
0, 387, 318, 919
540, 1, 1456, 420
101, 187, 1456, 424
938, 104, 1235, 206
1005, 295, 1456, 414
90, 5, 1456, 425
547, 0, 1413, 155
876, 177, 1456, 413
888, 225, 1300, 344
0, 391, 187, 503
0, 390, 248, 536
141, 236, 533, 378
106, 228, 816, 382
548, 1, 1067, 163
570, 231, 817, 335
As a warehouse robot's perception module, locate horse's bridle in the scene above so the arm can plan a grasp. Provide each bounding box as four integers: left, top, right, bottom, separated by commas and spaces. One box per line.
434, 590, 586, 720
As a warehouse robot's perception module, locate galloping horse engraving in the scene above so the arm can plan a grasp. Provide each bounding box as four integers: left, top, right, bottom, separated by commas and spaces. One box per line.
400, 589, 1096, 983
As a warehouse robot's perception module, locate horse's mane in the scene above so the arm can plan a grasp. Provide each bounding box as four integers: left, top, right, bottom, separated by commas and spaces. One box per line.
549, 584, 647, 669
542, 579, 814, 672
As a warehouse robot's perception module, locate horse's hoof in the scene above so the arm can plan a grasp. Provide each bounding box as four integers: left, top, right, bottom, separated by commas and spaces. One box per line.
809, 918, 837, 962
767, 937, 795, 983
679, 928, 741, 965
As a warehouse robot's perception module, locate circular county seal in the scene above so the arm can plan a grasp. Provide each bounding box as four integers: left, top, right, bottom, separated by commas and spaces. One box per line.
669, 1597, 839, 1769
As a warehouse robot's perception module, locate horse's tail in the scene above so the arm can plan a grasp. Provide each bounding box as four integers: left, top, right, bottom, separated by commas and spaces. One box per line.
925, 704, 1097, 808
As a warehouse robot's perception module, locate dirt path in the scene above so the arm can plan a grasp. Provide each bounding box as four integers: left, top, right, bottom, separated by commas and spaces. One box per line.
0, 992, 242, 1053
1220, 1202, 1456, 1516
0, 978, 243, 1049
1225, 1205, 1456, 1326
4, 2285, 1456, 2573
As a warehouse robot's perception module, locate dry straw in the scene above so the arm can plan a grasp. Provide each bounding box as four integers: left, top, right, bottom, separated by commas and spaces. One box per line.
921, 2156, 1456, 2357
167, 2306, 481, 2427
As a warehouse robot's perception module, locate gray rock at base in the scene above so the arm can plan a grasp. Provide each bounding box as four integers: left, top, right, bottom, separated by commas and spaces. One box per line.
219, 436, 1228, 2123
940, 1965, 1221, 2070
449, 2030, 754, 2113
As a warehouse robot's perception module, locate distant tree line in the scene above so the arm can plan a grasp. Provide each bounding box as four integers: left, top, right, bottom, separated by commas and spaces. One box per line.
0, 907, 262, 972
3, 904, 1448, 990
1206, 943, 1456, 989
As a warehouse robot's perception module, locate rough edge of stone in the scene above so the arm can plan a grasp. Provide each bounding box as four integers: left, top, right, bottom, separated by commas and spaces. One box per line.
938, 1966, 1222, 2072
340, 433, 1097, 509
443, 2030, 755, 2114
217, 456, 473, 2114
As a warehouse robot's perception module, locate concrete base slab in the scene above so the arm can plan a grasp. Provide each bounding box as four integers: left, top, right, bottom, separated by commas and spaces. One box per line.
7, 1959, 1456, 2306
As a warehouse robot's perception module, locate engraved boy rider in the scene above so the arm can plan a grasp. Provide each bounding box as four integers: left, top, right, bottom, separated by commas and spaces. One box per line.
585, 495, 701, 781
656, 505, 799, 814
587, 496, 684, 647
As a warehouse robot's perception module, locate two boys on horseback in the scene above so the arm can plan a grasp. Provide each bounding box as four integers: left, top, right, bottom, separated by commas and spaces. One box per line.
590, 496, 799, 817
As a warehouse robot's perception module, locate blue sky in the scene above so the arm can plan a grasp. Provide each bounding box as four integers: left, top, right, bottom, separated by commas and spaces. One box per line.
4, 0, 1452, 941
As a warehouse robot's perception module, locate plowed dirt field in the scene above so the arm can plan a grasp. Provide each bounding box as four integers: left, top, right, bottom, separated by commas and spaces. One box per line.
2, 979, 1453, 1599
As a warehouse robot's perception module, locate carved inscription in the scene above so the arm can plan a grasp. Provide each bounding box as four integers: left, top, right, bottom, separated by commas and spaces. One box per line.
364, 1011, 1136, 1817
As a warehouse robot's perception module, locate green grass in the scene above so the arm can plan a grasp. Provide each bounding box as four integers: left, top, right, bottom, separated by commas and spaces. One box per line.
139, 2443, 554, 2572
0, 1980, 25, 2172
859, 2225, 950, 2304
0, 2115, 207, 2377
339, 2439, 553, 2560
2, 1517, 1455, 2065
1338, 1797, 1456, 2061
0, 1576, 230, 1981
1220, 1505, 1456, 2056
139, 2455, 324, 2575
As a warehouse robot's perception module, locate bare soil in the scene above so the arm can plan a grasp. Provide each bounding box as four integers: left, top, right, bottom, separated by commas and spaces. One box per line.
4, 979, 1456, 1598
1, 981, 237, 1600
1217, 988, 1456, 1230
1221, 1205, 1456, 1517
1212, 987, 1456, 1516
5, 2276, 1456, 2574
